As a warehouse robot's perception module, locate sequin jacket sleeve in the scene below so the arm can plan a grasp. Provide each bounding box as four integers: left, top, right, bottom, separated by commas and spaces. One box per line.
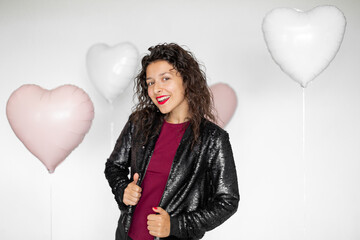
104, 118, 133, 211
169, 125, 239, 239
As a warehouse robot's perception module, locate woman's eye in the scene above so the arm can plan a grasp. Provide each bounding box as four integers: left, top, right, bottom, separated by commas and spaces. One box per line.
163, 77, 170, 81
147, 81, 154, 86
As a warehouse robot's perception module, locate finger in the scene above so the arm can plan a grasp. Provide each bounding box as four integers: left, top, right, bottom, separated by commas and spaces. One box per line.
123, 190, 141, 200
125, 185, 140, 195
125, 198, 140, 206
126, 194, 141, 203
131, 185, 142, 193
129, 190, 141, 198
147, 214, 161, 221
147, 224, 161, 231
147, 214, 156, 221
124, 192, 141, 204
147, 220, 161, 227
152, 206, 166, 215
133, 173, 139, 183
124, 195, 138, 205
148, 229, 159, 237
147, 224, 161, 237
123, 198, 136, 206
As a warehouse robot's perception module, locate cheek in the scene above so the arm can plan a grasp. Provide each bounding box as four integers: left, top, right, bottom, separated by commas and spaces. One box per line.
167, 83, 179, 95
173, 83, 185, 97
147, 88, 157, 104
147, 88, 153, 98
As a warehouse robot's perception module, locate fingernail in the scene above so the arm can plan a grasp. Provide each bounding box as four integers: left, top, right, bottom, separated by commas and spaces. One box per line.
153, 207, 157, 210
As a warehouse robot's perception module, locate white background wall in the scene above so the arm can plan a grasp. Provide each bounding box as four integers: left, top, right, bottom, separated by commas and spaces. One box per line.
1, 0, 359, 239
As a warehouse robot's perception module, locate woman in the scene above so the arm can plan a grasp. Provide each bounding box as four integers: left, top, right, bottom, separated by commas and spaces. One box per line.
105, 43, 239, 240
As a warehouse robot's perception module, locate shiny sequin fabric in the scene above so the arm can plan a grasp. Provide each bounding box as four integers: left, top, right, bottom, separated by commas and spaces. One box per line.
105, 118, 239, 240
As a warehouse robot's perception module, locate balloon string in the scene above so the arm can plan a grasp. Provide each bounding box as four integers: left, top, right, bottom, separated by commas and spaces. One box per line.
302, 88, 306, 240
110, 104, 115, 151
49, 173, 53, 240
111, 121, 115, 150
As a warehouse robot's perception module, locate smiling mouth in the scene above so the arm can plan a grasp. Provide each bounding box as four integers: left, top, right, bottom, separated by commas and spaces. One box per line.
156, 95, 170, 105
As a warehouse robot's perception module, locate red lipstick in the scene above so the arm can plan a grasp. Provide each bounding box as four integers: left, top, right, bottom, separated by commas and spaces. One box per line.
156, 95, 170, 105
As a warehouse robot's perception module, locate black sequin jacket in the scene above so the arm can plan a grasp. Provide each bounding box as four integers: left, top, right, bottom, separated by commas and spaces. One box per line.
105, 117, 239, 240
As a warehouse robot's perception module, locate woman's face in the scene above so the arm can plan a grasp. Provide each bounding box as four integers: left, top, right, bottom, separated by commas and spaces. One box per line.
146, 60, 189, 123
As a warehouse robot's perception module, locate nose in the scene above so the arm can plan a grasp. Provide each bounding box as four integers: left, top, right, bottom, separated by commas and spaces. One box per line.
153, 82, 162, 94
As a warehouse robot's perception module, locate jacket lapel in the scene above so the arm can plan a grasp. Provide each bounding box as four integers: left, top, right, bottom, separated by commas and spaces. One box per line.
159, 125, 201, 209
135, 125, 161, 183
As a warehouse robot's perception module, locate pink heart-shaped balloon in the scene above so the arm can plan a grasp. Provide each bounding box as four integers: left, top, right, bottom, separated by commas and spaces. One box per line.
6, 84, 95, 173
210, 83, 237, 128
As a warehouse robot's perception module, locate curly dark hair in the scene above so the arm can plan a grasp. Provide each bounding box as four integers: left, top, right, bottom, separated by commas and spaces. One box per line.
130, 43, 216, 145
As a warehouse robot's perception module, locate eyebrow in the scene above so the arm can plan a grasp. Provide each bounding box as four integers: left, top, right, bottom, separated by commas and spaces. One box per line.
146, 68, 175, 81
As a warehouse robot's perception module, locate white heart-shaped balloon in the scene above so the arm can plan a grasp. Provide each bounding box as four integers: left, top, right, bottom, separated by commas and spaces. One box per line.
262, 5, 346, 87
86, 42, 139, 103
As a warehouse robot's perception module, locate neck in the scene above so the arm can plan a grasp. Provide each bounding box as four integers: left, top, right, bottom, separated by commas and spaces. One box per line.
165, 99, 190, 123
165, 114, 190, 124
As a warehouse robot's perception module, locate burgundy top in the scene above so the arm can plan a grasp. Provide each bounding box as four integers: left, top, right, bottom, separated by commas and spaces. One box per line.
128, 120, 189, 240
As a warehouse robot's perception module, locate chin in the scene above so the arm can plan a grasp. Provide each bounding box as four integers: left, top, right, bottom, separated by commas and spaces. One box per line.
159, 109, 169, 114
156, 106, 170, 114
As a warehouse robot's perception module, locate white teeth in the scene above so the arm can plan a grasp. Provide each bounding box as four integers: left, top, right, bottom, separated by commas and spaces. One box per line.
158, 96, 170, 102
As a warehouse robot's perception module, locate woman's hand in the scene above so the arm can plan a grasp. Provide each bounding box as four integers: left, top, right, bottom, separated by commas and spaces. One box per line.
123, 173, 142, 206
147, 207, 171, 238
